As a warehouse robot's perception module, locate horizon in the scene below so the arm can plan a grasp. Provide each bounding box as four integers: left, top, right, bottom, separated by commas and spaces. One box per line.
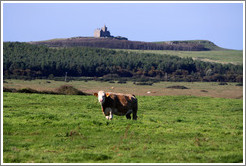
2, 2, 244, 50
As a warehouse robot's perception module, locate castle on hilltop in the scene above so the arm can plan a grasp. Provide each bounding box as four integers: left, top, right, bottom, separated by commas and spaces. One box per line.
94, 25, 111, 38
94, 25, 128, 40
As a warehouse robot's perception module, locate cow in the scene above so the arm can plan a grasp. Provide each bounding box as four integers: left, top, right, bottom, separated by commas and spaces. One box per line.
94, 91, 138, 120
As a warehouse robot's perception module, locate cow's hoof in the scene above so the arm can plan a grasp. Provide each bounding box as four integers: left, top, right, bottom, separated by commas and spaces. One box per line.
105, 116, 113, 120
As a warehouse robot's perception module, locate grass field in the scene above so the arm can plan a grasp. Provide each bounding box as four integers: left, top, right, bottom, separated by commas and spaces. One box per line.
3, 92, 243, 163
116, 49, 243, 65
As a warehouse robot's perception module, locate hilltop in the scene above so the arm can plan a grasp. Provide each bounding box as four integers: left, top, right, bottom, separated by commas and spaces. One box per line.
28, 25, 223, 51
29, 37, 223, 51
154, 40, 225, 51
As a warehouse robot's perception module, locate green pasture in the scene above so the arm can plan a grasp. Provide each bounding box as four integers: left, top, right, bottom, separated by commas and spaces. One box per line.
3, 92, 243, 163
117, 49, 243, 65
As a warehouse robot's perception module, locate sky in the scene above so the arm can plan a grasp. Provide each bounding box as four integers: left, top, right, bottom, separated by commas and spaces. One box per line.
2, 2, 244, 50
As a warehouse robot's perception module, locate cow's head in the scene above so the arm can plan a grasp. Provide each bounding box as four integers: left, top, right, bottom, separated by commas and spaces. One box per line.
94, 91, 109, 105
94, 91, 112, 120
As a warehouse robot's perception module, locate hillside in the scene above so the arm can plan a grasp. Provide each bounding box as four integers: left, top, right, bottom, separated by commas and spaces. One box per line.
3, 42, 243, 82
118, 49, 243, 65
29, 37, 242, 65
29, 37, 221, 51
154, 40, 224, 50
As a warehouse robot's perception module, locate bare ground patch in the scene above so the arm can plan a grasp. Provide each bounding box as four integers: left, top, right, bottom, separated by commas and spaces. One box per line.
3, 79, 243, 99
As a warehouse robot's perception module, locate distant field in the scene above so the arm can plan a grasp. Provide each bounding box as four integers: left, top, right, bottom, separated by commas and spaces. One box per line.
116, 49, 243, 65
3, 92, 243, 163
3, 79, 243, 99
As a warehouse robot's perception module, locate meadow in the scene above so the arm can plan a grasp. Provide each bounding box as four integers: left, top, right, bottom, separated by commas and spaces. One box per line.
3, 92, 243, 163
118, 49, 243, 65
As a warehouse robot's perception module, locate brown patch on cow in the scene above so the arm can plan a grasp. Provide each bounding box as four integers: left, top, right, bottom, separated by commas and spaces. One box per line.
104, 93, 137, 116
97, 91, 138, 120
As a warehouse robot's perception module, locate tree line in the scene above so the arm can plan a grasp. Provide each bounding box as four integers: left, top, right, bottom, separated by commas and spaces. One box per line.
3, 42, 243, 82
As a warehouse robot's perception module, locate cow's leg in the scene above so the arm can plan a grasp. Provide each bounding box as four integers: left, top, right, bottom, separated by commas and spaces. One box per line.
126, 114, 131, 119
133, 109, 137, 120
133, 112, 137, 120
105, 115, 113, 120
126, 109, 132, 119
133, 100, 138, 120
105, 108, 113, 120
109, 111, 113, 120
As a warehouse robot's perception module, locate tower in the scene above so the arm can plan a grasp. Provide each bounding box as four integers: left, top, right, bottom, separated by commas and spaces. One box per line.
94, 25, 111, 38
102, 25, 107, 32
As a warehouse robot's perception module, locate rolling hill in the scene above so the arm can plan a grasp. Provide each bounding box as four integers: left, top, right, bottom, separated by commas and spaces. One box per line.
154, 40, 224, 50
29, 37, 222, 51
117, 49, 243, 65
28, 37, 243, 65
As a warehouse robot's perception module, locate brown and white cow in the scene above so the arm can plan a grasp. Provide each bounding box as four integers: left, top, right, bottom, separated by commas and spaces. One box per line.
94, 91, 138, 120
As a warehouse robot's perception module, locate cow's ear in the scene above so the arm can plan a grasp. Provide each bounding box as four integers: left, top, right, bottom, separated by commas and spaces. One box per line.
93, 93, 98, 97
106, 93, 110, 97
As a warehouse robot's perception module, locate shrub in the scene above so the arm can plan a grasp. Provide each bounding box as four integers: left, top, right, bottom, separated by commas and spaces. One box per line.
4, 86, 88, 95
56, 85, 86, 95
134, 82, 153, 86
166, 85, 189, 89
3, 87, 17, 92
236, 83, 243, 86
17, 88, 39, 93
117, 81, 127, 84
218, 82, 228, 85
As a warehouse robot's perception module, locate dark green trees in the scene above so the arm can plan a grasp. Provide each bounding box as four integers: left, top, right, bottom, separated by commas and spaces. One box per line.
3, 42, 243, 82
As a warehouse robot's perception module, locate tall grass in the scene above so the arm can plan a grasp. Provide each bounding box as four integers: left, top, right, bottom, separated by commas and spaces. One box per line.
3, 92, 243, 163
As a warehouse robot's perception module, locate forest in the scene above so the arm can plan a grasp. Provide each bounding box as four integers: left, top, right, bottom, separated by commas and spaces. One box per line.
3, 42, 243, 82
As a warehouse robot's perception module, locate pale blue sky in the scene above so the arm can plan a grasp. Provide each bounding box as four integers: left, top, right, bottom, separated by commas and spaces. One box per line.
3, 2, 244, 50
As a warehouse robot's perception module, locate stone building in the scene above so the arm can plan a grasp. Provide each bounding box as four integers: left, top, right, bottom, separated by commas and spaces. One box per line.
94, 25, 111, 38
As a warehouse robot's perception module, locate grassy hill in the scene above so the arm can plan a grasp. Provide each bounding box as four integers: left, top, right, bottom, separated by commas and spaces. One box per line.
153, 40, 224, 51
117, 49, 243, 65
29, 37, 243, 65
3, 92, 243, 163
29, 37, 216, 51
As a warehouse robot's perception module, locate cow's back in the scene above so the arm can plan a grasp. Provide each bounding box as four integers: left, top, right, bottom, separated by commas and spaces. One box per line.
107, 93, 137, 116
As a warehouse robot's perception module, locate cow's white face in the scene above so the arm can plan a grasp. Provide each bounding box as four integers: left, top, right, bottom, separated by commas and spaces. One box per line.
94, 91, 113, 120
98, 91, 106, 104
